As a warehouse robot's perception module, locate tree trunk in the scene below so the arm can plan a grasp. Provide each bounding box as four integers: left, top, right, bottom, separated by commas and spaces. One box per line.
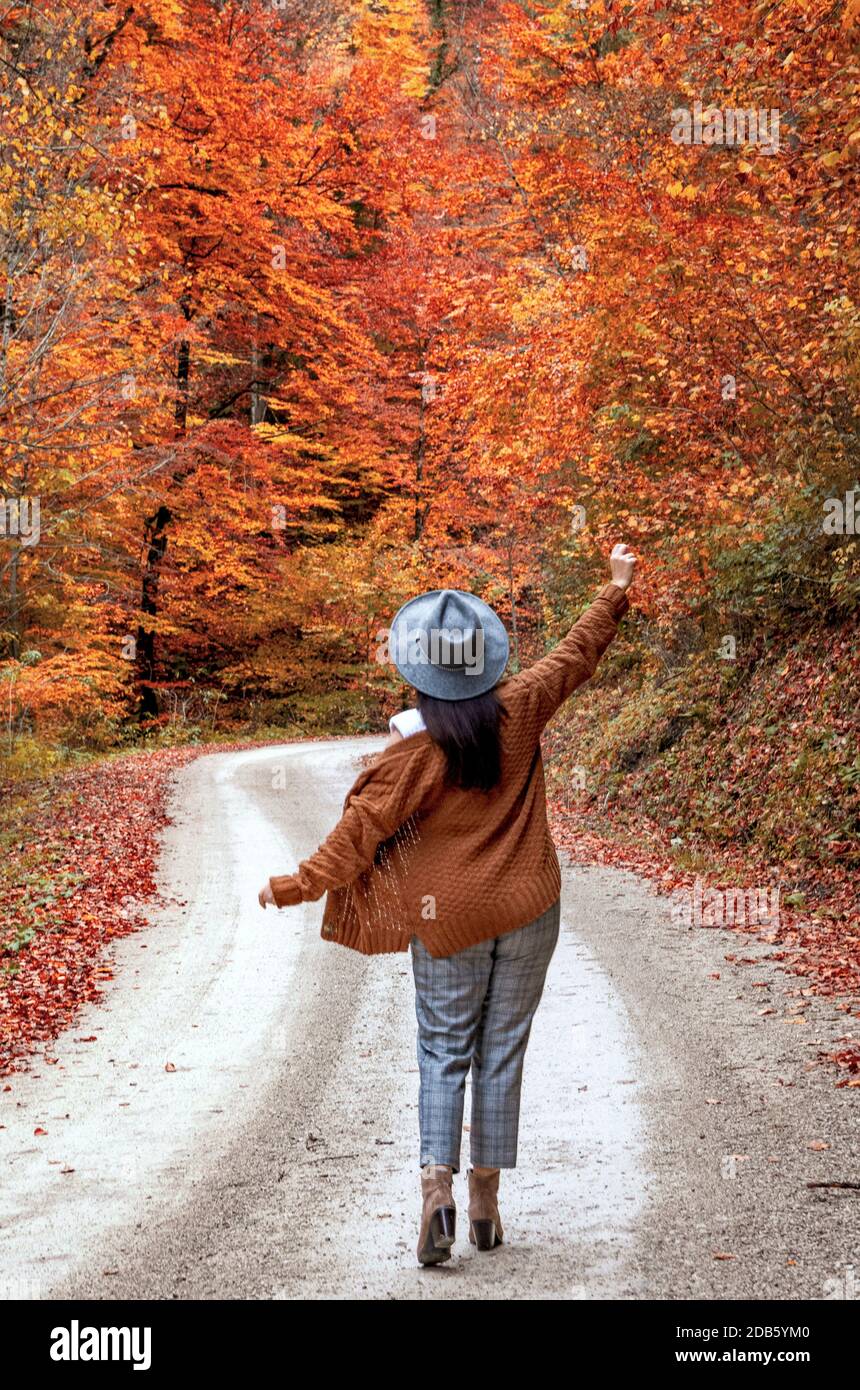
136, 504, 171, 718
506, 535, 520, 672
250, 317, 266, 425
8, 542, 20, 660
135, 302, 191, 720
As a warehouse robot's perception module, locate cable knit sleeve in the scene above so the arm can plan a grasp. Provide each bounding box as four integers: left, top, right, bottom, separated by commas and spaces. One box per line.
510, 582, 630, 730
269, 745, 435, 907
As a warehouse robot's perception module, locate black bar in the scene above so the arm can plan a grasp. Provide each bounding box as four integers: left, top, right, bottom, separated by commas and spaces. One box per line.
8, 1298, 853, 1373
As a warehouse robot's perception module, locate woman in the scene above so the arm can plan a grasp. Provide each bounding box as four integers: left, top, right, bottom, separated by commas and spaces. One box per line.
259, 542, 636, 1266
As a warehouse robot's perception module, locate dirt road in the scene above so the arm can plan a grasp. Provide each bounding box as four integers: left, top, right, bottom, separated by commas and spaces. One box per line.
1, 739, 856, 1300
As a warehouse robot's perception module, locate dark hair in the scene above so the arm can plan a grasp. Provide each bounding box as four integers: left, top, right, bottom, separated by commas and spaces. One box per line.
417, 687, 505, 793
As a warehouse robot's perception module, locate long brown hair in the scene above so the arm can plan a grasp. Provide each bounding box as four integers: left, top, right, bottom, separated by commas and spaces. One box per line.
417, 687, 505, 792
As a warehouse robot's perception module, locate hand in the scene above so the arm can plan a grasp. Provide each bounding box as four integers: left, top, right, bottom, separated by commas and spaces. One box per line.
609, 542, 637, 592
258, 880, 275, 909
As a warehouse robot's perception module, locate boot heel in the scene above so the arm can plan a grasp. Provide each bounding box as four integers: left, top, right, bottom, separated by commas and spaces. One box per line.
470, 1218, 497, 1251
431, 1206, 456, 1248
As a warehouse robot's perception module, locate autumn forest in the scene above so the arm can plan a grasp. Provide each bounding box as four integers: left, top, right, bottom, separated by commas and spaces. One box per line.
1, 1, 859, 1068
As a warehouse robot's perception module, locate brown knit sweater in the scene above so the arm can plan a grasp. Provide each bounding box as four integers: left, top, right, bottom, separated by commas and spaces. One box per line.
269, 581, 631, 957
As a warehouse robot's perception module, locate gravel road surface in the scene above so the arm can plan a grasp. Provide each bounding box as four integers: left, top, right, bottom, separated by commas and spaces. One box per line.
2, 738, 856, 1300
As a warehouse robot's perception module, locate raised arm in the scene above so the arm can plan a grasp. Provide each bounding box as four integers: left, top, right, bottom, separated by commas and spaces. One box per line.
510, 543, 636, 729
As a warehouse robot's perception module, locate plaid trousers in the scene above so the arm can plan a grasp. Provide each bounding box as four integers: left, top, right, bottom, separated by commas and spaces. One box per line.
409, 897, 561, 1172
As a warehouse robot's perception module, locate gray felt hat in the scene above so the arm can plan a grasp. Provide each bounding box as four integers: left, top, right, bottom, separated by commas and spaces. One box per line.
388, 588, 509, 700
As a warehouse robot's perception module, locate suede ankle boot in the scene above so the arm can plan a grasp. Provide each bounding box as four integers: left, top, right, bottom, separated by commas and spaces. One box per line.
467, 1166, 504, 1250
417, 1163, 456, 1266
